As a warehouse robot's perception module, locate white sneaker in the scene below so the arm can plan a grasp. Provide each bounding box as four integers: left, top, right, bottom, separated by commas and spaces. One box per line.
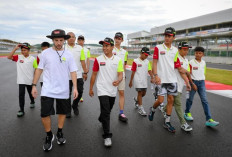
163, 111, 167, 118
104, 138, 112, 147
181, 123, 193, 132
138, 106, 147, 116
133, 97, 139, 109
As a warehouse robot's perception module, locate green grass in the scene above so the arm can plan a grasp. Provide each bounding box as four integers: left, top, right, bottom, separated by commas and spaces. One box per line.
91, 55, 232, 85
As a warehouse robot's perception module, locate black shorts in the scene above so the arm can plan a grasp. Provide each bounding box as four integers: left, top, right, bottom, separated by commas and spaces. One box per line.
41, 96, 69, 117
135, 88, 147, 92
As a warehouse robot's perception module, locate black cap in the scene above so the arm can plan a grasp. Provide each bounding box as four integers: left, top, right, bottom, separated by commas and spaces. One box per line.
78, 35, 85, 40
164, 27, 176, 36
46, 29, 70, 40
19, 42, 31, 50
99, 37, 114, 46
178, 41, 192, 49
115, 32, 123, 39
141, 47, 150, 56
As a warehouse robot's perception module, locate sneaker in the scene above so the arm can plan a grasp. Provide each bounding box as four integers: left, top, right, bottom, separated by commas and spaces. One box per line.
66, 112, 71, 118
17, 111, 24, 117
181, 123, 193, 132
163, 122, 176, 133
138, 106, 147, 116
184, 113, 194, 121
80, 98, 84, 102
56, 132, 66, 145
205, 119, 219, 127
148, 107, 155, 121
104, 138, 112, 147
158, 103, 164, 111
119, 114, 128, 122
133, 97, 139, 109
43, 134, 54, 151
162, 111, 167, 118
30, 103, 35, 108
73, 108, 79, 116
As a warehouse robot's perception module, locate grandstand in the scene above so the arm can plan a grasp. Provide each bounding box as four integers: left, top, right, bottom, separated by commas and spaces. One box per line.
0, 39, 19, 53
127, 8, 232, 59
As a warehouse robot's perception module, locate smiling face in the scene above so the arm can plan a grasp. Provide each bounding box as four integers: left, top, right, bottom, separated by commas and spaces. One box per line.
53, 37, 65, 50
102, 43, 113, 56
21, 48, 30, 57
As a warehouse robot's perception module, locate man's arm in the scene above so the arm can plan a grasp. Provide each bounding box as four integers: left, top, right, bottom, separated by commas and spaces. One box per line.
7, 45, 20, 60
71, 71, 78, 99
86, 58, 90, 73
81, 60, 88, 81
112, 72, 123, 86
129, 71, 135, 88
89, 71, 98, 97
153, 59, 161, 84
31, 68, 43, 98
178, 68, 191, 91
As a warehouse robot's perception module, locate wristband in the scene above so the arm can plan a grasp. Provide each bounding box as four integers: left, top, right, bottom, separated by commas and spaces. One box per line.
32, 84, 36, 87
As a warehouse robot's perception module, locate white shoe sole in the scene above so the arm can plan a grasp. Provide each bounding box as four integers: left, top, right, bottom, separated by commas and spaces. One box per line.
43, 135, 54, 151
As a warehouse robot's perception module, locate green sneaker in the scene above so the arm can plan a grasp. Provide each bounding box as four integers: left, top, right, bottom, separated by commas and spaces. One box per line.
205, 119, 219, 127
30, 103, 35, 108
17, 111, 25, 117
184, 113, 194, 121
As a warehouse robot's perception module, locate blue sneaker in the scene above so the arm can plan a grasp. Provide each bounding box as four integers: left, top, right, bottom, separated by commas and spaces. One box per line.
184, 113, 194, 121
148, 107, 155, 121
205, 119, 219, 127
163, 122, 176, 133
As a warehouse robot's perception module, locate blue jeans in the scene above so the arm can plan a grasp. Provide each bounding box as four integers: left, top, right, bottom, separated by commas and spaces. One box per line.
185, 80, 212, 120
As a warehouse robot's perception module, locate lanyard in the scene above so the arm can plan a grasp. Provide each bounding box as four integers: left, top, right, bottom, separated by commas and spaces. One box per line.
56, 49, 65, 63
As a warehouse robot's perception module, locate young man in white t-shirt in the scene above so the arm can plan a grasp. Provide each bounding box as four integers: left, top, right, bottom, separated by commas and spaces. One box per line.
89, 37, 123, 147
148, 27, 191, 133
7, 43, 37, 117
129, 47, 154, 116
66, 32, 88, 118
77, 35, 90, 103
185, 46, 219, 127
31, 29, 78, 151
113, 32, 129, 122
37, 42, 50, 87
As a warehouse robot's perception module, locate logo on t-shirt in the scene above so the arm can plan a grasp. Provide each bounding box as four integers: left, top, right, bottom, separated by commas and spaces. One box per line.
180, 62, 183, 65
138, 64, 142, 67
193, 67, 198, 70
113, 52, 116, 55
160, 51, 166, 55
19, 60, 24, 63
100, 62, 106, 66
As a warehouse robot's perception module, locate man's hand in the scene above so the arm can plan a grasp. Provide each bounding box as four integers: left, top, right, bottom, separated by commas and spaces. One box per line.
112, 80, 120, 86
186, 82, 191, 91
150, 78, 155, 83
73, 88, 78, 99
89, 89, 94, 97
31, 86, 38, 99
83, 73, 87, 81
192, 83, 197, 91
129, 81, 132, 88
155, 76, 161, 85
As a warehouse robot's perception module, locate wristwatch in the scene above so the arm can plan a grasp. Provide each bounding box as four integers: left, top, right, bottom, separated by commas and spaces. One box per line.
32, 83, 36, 87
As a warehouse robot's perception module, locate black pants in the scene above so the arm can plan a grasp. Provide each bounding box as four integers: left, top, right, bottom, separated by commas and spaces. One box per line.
19, 84, 35, 112
68, 79, 84, 113
98, 96, 116, 139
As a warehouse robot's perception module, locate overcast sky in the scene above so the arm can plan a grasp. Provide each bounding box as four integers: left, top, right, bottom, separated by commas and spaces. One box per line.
0, 0, 231, 45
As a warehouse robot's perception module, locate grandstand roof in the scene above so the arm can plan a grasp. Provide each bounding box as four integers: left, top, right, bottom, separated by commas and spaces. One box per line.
127, 30, 151, 40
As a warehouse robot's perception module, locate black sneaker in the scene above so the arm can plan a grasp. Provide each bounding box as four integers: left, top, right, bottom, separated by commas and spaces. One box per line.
119, 114, 128, 123
72, 107, 79, 116
43, 134, 54, 151
66, 112, 71, 118
56, 132, 66, 145
163, 122, 176, 133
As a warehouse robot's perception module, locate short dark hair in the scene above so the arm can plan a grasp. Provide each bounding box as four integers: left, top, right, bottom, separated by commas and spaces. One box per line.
194, 46, 204, 53
41, 42, 50, 48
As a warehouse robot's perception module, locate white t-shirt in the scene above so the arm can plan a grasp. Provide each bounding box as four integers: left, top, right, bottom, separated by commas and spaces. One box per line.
153, 43, 181, 83
92, 54, 124, 97
175, 54, 190, 93
131, 57, 151, 88
38, 47, 77, 99
66, 44, 85, 79
112, 47, 128, 77
12, 55, 37, 85
83, 47, 90, 63
189, 59, 206, 80
37, 53, 43, 82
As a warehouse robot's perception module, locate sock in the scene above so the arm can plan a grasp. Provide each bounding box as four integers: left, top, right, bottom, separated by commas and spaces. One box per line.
120, 110, 123, 115
165, 115, 171, 123
46, 130, 52, 137
138, 105, 143, 109
57, 128, 62, 133
151, 107, 156, 112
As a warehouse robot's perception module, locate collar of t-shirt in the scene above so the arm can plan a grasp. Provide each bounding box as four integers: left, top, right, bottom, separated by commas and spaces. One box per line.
114, 47, 123, 52
67, 44, 78, 49
162, 43, 173, 51
103, 54, 114, 60
194, 59, 203, 65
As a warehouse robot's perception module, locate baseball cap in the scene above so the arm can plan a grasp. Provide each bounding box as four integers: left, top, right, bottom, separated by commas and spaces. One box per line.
78, 35, 85, 40
178, 41, 192, 49
141, 47, 151, 56
19, 43, 31, 50
164, 27, 176, 36
115, 32, 123, 39
99, 37, 114, 46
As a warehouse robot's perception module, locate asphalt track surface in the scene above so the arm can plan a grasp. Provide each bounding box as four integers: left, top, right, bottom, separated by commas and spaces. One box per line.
0, 58, 232, 157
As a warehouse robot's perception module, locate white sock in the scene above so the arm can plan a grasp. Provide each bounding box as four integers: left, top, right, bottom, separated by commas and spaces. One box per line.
151, 107, 156, 112
165, 116, 171, 123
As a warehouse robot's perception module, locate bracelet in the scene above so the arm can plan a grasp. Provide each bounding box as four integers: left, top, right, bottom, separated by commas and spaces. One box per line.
32, 83, 36, 86
154, 74, 158, 77
83, 73, 88, 75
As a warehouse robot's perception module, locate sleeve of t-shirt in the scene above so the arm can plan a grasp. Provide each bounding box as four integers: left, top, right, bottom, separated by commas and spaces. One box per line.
148, 62, 152, 71
12, 55, 18, 62
153, 47, 159, 59
174, 57, 181, 68
37, 56, 40, 65
33, 59, 38, 69
131, 61, 137, 71
189, 63, 192, 74
87, 50, 91, 58
38, 53, 44, 70
80, 49, 86, 61
68, 55, 78, 72
92, 58, 99, 72
204, 63, 206, 75
124, 51, 128, 62
117, 59, 124, 72
187, 63, 190, 72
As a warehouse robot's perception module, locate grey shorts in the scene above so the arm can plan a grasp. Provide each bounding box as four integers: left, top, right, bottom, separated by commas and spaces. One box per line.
135, 88, 147, 92
156, 83, 178, 96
